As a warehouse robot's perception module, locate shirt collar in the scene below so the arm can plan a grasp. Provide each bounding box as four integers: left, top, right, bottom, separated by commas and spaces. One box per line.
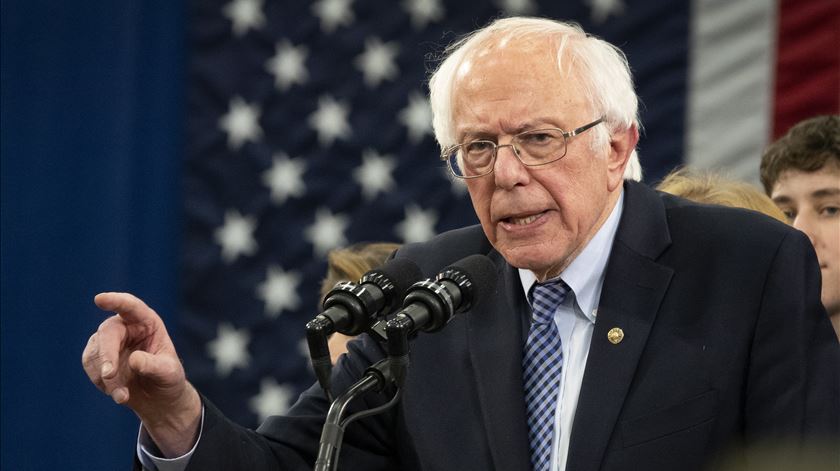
518, 190, 624, 323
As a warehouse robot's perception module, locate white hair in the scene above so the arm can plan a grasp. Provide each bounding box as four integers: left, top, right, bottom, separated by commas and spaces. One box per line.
428, 17, 642, 181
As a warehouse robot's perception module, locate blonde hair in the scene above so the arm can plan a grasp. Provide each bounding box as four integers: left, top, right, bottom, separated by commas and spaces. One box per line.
656, 168, 788, 223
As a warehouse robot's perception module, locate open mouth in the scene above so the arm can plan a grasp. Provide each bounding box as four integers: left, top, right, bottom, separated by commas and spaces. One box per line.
501, 210, 547, 226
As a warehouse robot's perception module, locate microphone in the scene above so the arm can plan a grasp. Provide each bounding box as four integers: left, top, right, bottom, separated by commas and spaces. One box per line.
385, 254, 497, 385
313, 255, 495, 471
306, 257, 422, 399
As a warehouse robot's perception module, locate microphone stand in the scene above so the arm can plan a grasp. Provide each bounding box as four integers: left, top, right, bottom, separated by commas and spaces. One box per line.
306, 316, 335, 401
314, 358, 401, 471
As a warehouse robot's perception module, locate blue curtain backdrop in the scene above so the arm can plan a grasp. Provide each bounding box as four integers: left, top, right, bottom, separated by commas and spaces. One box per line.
1, 1, 184, 469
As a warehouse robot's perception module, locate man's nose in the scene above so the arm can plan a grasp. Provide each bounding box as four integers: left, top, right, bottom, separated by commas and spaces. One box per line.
493, 144, 529, 189
793, 214, 818, 247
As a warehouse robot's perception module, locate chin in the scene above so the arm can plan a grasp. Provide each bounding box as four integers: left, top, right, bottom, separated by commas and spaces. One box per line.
822, 297, 840, 316
499, 244, 563, 275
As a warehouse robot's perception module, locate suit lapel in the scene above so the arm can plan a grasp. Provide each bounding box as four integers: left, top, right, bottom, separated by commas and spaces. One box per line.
565, 182, 674, 471
468, 249, 533, 470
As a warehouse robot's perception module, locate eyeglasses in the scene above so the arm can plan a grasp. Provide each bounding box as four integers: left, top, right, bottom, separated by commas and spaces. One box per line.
441, 116, 605, 179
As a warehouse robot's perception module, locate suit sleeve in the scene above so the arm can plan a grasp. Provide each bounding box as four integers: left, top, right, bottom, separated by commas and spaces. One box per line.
745, 229, 840, 443
184, 334, 400, 471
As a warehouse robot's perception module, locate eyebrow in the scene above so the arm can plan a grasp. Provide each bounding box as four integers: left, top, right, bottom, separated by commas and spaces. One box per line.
771, 195, 792, 205
505, 118, 562, 134
811, 188, 840, 199
457, 119, 562, 140
772, 188, 840, 205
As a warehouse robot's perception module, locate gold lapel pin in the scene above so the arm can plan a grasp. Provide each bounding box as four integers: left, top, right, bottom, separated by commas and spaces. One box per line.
607, 327, 624, 345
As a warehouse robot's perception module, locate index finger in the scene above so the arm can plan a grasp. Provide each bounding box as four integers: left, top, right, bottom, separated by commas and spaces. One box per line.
94, 292, 157, 324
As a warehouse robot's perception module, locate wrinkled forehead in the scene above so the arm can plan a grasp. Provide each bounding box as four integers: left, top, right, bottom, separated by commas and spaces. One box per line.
454, 33, 563, 82
449, 33, 590, 122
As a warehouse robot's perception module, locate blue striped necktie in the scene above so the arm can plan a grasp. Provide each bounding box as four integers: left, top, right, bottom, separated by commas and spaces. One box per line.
523, 280, 569, 471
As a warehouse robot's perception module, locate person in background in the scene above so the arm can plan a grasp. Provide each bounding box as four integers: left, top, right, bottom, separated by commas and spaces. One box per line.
319, 242, 401, 364
761, 115, 840, 340
656, 167, 788, 223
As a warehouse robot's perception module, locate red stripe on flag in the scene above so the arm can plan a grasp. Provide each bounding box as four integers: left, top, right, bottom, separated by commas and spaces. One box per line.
773, 0, 840, 138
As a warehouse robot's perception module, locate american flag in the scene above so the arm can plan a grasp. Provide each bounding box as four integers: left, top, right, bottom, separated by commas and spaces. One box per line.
180, 0, 839, 429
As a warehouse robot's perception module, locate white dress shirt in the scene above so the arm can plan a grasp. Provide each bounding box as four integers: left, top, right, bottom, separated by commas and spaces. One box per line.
137, 407, 203, 470
138, 192, 625, 471
518, 191, 623, 471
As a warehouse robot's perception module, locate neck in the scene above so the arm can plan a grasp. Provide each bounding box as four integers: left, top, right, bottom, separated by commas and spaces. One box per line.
533, 186, 623, 282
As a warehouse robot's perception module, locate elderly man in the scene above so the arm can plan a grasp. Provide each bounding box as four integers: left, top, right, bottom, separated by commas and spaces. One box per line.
83, 18, 839, 471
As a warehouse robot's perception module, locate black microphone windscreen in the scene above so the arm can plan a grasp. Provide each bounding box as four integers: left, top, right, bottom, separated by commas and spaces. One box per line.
365, 257, 423, 306
443, 254, 497, 302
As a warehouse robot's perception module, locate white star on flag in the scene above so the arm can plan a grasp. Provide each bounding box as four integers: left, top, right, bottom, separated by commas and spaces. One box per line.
587, 0, 625, 24
207, 323, 251, 377
496, 0, 538, 15
403, 0, 444, 30
450, 178, 469, 196
395, 204, 438, 243
249, 378, 295, 422
312, 0, 355, 34
262, 152, 307, 205
354, 37, 400, 88
308, 95, 352, 147
298, 338, 311, 361
398, 91, 433, 143
223, 0, 266, 36
219, 97, 262, 150
304, 207, 350, 257
353, 149, 396, 201
266, 40, 309, 91
214, 209, 258, 263
256, 265, 302, 318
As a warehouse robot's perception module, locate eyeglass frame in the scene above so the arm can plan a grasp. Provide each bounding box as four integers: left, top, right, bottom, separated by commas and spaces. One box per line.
440, 116, 606, 179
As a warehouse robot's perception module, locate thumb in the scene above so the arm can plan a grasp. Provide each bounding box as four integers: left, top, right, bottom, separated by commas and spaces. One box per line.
128, 350, 184, 386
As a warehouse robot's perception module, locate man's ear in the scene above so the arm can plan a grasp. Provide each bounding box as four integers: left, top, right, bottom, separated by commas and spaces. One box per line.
607, 124, 639, 191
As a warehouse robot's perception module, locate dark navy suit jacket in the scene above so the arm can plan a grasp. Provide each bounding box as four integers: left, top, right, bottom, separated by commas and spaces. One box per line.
179, 181, 839, 471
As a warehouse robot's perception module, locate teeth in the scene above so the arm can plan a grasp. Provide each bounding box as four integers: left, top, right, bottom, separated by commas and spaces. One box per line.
512, 214, 539, 225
